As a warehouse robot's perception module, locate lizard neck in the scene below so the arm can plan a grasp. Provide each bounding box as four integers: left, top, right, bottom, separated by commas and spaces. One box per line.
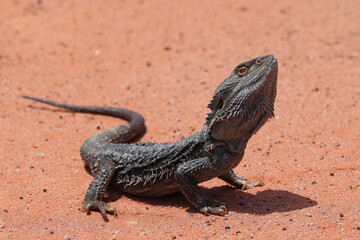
223, 138, 249, 153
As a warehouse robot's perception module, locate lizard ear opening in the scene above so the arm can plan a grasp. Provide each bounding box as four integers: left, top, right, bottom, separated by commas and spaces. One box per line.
216, 98, 224, 110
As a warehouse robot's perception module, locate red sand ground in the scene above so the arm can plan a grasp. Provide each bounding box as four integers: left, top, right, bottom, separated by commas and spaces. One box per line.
1, 0, 359, 239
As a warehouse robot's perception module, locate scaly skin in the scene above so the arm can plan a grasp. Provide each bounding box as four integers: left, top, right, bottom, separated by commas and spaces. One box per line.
23, 55, 278, 221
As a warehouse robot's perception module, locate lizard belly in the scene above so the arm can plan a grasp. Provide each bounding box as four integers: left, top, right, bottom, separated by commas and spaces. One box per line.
111, 177, 181, 197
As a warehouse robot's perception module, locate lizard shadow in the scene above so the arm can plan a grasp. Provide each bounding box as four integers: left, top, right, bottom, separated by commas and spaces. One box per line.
203, 186, 317, 215
105, 185, 317, 215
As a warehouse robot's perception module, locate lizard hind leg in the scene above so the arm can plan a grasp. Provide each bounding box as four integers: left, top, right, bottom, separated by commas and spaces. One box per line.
82, 159, 118, 222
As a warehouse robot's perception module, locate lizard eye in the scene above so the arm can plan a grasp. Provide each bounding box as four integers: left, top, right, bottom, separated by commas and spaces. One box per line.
216, 98, 224, 109
237, 66, 249, 76
256, 59, 262, 65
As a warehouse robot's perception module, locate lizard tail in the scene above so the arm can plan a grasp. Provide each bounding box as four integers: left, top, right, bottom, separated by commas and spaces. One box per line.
22, 96, 145, 144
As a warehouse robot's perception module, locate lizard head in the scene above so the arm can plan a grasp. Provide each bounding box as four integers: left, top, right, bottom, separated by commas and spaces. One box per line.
205, 55, 278, 151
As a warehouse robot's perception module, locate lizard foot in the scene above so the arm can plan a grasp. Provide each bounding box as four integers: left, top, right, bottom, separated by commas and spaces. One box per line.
235, 177, 265, 190
198, 199, 228, 216
240, 180, 265, 190
83, 200, 117, 222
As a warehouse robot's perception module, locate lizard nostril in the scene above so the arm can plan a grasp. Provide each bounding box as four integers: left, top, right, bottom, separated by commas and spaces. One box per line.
256, 59, 262, 65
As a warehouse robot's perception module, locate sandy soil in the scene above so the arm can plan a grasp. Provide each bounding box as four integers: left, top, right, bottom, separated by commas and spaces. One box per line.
1, 0, 359, 239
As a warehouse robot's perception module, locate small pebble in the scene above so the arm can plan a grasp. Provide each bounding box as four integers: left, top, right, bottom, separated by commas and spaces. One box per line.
330, 173, 334, 176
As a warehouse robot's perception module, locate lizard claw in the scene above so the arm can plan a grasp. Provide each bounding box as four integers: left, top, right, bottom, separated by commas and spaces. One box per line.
240, 180, 265, 190
198, 199, 228, 216
200, 205, 228, 216
83, 200, 117, 222
234, 176, 265, 190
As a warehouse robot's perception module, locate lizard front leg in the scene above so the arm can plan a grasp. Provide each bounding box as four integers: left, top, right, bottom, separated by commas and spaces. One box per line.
219, 169, 264, 190
82, 160, 117, 221
174, 157, 228, 216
